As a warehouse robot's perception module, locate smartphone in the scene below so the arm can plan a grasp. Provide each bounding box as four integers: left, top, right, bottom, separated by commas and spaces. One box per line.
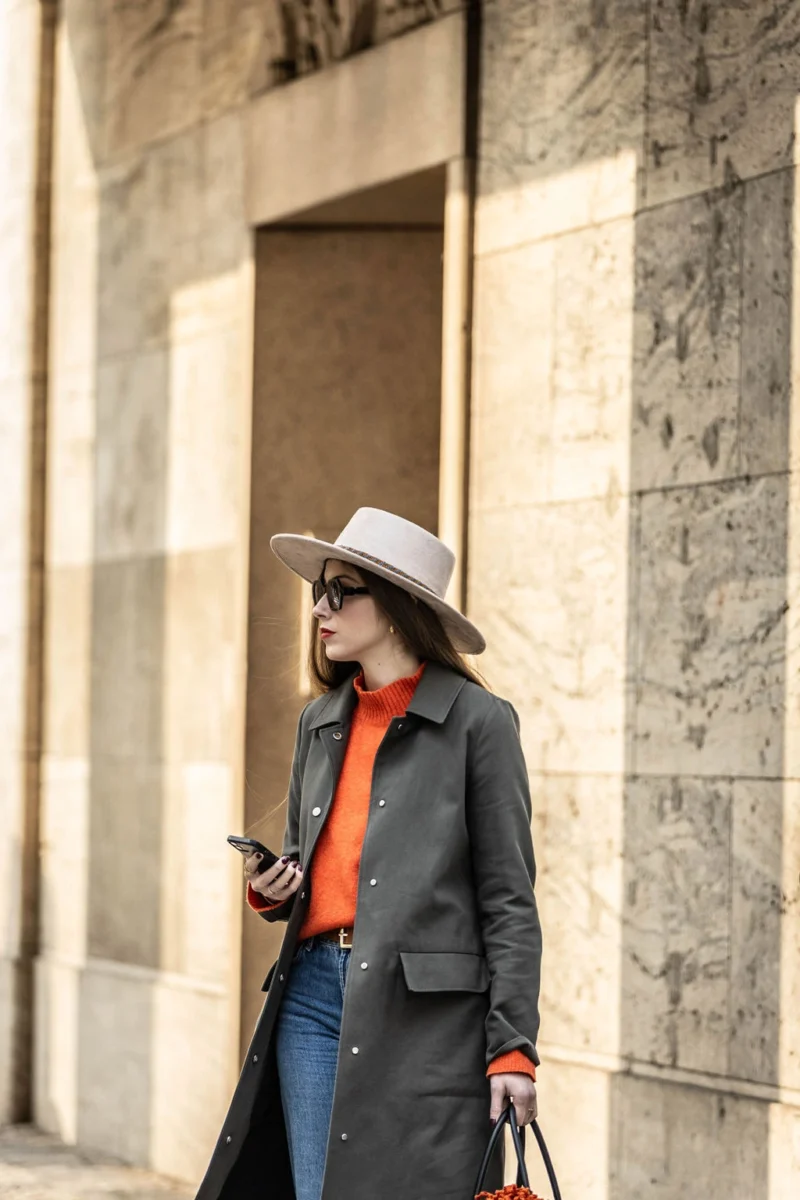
227, 835, 281, 875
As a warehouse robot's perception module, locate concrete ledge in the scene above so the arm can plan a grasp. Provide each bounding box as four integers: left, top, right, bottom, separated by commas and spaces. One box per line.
245, 13, 465, 226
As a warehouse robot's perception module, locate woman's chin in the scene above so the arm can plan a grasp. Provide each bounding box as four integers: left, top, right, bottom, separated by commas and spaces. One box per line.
323, 641, 349, 661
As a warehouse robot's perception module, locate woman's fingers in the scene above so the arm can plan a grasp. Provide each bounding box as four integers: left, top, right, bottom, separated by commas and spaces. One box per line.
489, 1074, 537, 1128
248, 858, 303, 899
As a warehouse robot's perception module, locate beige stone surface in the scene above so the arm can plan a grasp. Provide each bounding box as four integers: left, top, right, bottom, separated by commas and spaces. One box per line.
740, 168, 794, 478
39, 757, 89, 962
0, 1123, 189, 1198
610, 1074, 773, 1197
74, 959, 228, 1180
471, 216, 635, 507
635, 476, 790, 778
530, 772, 624, 1058
646, 0, 800, 207
631, 186, 742, 491
476, 0, 644, 254
621, 775, 732, 1075
470, 500, 633, 776
42, 567, 92, 758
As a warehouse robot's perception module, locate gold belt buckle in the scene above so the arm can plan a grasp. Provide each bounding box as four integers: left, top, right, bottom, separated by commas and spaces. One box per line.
338, 927, 353, 949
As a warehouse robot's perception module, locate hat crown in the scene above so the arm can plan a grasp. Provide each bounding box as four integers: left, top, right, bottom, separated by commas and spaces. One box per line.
334, 508, 454, 599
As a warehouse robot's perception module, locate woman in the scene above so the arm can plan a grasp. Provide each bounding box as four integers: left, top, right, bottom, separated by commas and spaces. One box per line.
196, 508, 542, 1200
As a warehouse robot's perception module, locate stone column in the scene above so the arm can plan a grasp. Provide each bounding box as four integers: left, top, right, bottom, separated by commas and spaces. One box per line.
0, 0, 56, 1125
470, 1, 800, 1196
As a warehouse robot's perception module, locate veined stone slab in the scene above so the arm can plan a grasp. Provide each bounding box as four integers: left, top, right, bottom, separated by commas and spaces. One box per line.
469, 498, 634, 776
477, 0, 645, 253
740, 168, 793, 478
646, 0, 800, 207
610, 1073, 770, 1197
635, 475, 790, 778
621, 775, 731, 1074
531, 772, 625, 1057
631, 186, 742, 491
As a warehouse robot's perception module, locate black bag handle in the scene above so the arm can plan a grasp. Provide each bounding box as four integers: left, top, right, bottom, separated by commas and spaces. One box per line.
473, 1105, 562, 1200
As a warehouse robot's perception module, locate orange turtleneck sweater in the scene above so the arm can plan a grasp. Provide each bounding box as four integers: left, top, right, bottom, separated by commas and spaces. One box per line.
249, 663, 535, 1081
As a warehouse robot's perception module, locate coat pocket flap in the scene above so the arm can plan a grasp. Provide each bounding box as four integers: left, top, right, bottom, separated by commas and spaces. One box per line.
400, 951, 489, 993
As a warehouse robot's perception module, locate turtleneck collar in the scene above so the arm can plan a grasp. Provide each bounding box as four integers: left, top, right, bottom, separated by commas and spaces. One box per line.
353, 661, 426, 725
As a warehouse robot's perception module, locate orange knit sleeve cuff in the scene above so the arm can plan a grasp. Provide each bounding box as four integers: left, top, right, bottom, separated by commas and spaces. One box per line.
246, 883, 283, 913
486, 1050, 537, 1081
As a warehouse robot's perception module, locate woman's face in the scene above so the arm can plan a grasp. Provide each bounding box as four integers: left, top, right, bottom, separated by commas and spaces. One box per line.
311, 559, 391, 663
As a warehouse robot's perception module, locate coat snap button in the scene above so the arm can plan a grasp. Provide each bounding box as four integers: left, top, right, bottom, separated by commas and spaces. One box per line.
369, 878, 377, 886
341, 1133, 348, 1141
301, 891, 306, 899
333, 731, 343, 740
252, 1054, 258, 1063
225, 1135, 232, 1144
361, 962, 368, 969
312, 806, 321, 816
352, 1046, 359, 1054
279, 974, 284, 982
378, 800, 385, 807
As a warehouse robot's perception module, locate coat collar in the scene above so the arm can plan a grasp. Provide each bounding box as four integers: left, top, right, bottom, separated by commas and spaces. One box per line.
308, 661, 467, 730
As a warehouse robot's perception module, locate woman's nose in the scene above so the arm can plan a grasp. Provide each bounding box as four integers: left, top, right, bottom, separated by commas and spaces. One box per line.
312, 595, 331, 619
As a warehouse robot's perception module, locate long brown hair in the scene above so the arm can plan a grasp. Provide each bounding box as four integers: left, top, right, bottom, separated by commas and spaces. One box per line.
307, 564, 488, 695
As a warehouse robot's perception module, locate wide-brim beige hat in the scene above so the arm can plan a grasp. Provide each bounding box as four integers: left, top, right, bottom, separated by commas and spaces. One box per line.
270, 507, 486, 655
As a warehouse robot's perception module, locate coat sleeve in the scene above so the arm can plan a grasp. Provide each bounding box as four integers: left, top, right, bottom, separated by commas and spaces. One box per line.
252, 705, 308, 925
467, 697, 542, 1068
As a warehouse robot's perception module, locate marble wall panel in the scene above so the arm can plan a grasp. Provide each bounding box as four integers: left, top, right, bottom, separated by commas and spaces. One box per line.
45, 379, 95, 569
43, 565, 92, 758
530, 772, 624, 1057
0, 388, 29, 569
89, 555, 165, 762
200, 0, 266, 117
97, 129, 204, 360
473, 217, 636, 508
515, 1060, 611, 1200
470, 240, 556, 509
730, 779, 783, 1087
621, 775, 731, 1074
768, 1102, 800, 1200
33, 956, 80, 1142
103, 0, 203, 157
0, 564, 29, 755
0, 753, 24, 955
609, 1074, 769, 1198
477, 0, 644, 254
38, 756, 89, 960
646, 0, 800, 208
740, 168, 793, 479
164, 329, 245, 555
159, 762, 233, 983
75, 959, 229, 1175
635, 475, 790, 778
776, 780, 800, 1092
162, 547, 236, 764
94, 350, 169, 561
469, 500, 634, 776
631, 186, 742, 491
85, 756, 164, 968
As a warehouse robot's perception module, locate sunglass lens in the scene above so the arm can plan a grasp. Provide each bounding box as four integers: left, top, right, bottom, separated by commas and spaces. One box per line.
312, 579, 324, 604
328, 579, 343, 611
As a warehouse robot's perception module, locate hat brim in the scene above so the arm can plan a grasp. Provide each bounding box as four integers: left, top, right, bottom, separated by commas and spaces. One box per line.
270, 533, 486, 655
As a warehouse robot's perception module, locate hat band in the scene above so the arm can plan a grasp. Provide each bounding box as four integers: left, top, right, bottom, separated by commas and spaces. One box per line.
337, 545, 439, 597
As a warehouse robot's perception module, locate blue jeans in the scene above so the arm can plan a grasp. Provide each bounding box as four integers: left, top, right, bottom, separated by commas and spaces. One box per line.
275, 937, 351, 1200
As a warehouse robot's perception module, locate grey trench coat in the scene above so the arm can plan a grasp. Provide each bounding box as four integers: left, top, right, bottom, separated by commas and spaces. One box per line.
196, 662, 542, 1200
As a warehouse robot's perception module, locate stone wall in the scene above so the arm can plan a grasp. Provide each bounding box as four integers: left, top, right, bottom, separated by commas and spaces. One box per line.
470, 1, 800, 1196
0, 0, 55, 1125
32, 0, 255, 1179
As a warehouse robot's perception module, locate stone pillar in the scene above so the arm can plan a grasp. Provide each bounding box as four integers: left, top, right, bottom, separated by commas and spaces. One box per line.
0, 0, 56, 1125
34, 3, 255, 1180
471, 1, 800, 1196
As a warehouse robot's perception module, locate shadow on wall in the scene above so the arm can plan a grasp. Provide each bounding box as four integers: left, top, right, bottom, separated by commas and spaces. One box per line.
472, 1, 800, 1196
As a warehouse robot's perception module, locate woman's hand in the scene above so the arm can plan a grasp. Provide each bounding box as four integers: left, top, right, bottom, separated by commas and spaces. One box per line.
245, 853, 303, 905
489, 1073, 537, 1128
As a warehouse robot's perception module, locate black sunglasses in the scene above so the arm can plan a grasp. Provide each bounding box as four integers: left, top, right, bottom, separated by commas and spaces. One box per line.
312, 575, 370, 611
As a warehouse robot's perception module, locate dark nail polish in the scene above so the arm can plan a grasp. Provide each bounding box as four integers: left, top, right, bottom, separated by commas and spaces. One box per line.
280, 856, 290, 863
